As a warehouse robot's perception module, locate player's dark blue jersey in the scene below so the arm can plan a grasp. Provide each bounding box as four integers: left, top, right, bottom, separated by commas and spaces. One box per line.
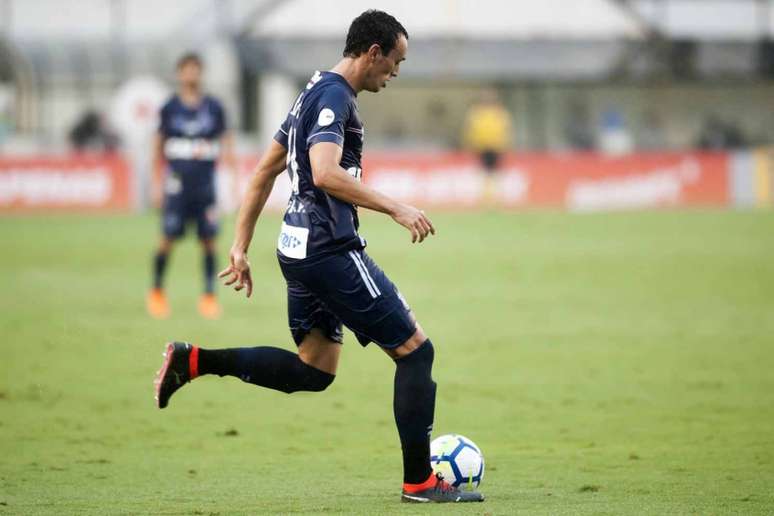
273, 71, 365, 261
159, 94, 226, 193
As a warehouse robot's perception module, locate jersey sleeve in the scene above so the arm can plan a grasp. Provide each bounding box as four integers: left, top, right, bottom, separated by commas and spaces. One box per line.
273, 115, 291, 148
306, 87, 350, 148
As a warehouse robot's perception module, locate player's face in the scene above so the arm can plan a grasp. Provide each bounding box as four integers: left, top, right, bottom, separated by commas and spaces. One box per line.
365, 35, 407, 93
177, 62, 202, 90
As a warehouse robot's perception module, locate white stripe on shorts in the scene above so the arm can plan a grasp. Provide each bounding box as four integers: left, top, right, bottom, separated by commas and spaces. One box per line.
348, 251, 381, 298
352, 251, 381, 296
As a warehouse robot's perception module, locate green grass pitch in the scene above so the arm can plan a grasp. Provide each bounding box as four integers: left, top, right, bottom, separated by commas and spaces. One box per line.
1, 209, 773, 515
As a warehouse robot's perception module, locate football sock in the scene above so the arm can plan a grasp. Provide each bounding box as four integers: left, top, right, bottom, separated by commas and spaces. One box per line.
393, 339, 436, 485
203, 251, 216, 294
153, 251, 168, 289
195, 346, 334, 393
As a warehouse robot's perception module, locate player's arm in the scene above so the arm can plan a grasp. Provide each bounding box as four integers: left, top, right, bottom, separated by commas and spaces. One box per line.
219, 138, 287, 297
151, 132, 166, 208
309, 142, 435, 243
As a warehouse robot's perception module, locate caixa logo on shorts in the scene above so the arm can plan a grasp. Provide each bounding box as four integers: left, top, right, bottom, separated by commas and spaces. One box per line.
277, 222, 309, 260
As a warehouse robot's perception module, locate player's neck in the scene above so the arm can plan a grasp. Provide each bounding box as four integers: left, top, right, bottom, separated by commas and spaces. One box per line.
178, 86, 202, 107
330, 58, 364, 93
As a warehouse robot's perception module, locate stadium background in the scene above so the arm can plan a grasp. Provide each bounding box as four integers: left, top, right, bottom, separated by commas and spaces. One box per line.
1, 1, 773, 514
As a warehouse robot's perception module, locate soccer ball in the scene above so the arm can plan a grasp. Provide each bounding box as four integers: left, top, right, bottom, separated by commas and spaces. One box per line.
430, 434, 484, 490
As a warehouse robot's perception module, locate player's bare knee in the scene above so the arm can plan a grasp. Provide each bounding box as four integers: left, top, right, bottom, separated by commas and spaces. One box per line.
199, 238, 216, 253
158, 238, 174, 254
298, 331, 342, 376
384, 327, 428, 359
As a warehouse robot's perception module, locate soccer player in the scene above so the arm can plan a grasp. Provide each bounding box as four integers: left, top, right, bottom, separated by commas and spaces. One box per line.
154, 11, 484, 504
146, 52, 236, 320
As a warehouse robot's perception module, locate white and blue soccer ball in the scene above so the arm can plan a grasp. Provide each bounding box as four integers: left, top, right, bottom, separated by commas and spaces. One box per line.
430, 434, 484, 490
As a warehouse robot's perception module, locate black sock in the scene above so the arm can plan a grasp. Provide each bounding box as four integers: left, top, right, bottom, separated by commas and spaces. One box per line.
197, 346, 334, 393
394, 339, 436, 484
153, 251, 168, 289
203, 252, 216, 294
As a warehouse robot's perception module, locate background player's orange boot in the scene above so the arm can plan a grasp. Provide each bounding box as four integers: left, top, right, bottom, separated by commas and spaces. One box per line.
147, 288, 170, 319
198, 293, 221, 319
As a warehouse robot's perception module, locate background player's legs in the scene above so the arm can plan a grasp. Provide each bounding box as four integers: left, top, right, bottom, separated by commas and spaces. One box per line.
147, 236, 175, 319
196, 199, 221, 318
199, 238, 217, 294
148, 192, 185, 318
197, 237, 222, 318
383, 325, 437, 487
153, 237, 175, 290
194, 329, 339, 392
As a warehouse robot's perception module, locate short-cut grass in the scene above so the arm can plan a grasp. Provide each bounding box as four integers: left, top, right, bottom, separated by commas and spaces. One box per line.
1, 209, 773, 515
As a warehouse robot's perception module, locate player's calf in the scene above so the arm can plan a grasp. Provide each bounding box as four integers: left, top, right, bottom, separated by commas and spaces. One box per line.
197, 346, 335, 393
393, 339, 436, 484
154, 343, 336, 409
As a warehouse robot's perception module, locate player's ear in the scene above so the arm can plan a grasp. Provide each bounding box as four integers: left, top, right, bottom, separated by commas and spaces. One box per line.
367, 44, 381, 63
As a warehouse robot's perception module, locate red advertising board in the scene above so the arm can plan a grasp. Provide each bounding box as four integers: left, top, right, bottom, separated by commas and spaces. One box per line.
360, 151, 730, 211
0, 155, 132, 212
0, 150, 729, 213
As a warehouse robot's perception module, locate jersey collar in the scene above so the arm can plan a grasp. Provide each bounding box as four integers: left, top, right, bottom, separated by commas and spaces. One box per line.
324, 71, 357, 97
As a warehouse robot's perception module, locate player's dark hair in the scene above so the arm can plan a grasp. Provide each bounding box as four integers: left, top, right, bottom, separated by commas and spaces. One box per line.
343, 10, 408, 58
177, 52, 203, 69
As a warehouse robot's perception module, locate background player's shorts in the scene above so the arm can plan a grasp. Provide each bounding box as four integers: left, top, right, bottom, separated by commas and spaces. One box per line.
479, 149, 502, 173
278, 249, 416, 349
162, 191, 219, 240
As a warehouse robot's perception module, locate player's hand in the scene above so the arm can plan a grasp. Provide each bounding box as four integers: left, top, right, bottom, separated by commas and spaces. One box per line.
218, 247, 253, 298
390, 203, 436, 243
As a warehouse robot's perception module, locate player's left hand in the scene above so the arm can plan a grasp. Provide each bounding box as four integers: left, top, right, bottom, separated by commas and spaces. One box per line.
219, 247, 253, 298
390, 202, 436, 243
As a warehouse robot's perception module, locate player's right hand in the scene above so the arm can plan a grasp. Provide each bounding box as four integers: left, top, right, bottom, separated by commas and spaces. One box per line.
391, 203, 436, 243
219, 247, 253, 298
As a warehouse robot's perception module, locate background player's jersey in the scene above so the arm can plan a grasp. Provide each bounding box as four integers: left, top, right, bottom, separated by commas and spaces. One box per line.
159, 94, 226, 194
274, 71, 364, 261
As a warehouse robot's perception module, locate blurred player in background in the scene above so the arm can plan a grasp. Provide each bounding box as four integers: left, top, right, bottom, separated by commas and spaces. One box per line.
462, 89, 513, 203
146, 53, 236, 320
154, 10, 483, 504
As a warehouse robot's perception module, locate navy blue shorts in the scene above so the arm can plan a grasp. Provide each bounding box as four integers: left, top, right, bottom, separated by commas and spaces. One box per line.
278, 249, 416, 349
162, 191, 219, 240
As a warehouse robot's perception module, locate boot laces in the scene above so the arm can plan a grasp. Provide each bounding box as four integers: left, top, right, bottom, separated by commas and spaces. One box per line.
433, 473, 456, 494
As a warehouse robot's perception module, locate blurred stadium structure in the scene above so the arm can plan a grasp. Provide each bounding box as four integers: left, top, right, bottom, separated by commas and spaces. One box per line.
1, 0, 773, 212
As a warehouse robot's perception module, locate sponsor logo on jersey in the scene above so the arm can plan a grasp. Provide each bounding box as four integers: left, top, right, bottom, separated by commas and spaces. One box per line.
277, 222, 309, 260
317, 108, 335, 127
164, 137, 220, 161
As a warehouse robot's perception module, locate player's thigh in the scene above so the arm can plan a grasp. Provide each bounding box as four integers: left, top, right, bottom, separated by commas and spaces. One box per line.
310, 250, 418, 350
298, 328, 342, 375
281, 274, 344, 347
